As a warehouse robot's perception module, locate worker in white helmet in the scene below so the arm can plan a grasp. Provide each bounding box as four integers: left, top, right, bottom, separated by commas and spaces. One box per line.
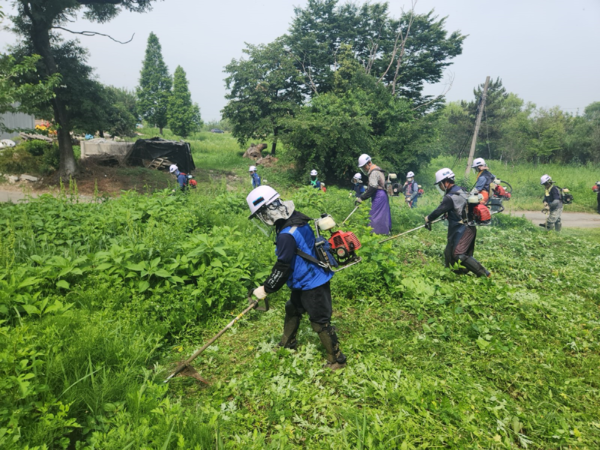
249, 165, 261, 189
424, 168, 490, 277
309, 169, 322, 190
169, 164, 189, 191
403, 171, 419, 208
355, 154, 391, 235
540, 174, 562, 231
350, 173, 365, 198
247, 186, 346, 370
470, 158, 496, 204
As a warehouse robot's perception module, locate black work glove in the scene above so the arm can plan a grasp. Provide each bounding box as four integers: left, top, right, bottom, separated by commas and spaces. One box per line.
424, 217, 432, 231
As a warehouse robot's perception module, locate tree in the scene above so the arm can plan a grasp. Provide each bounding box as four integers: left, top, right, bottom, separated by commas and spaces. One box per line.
9, 0, 156, 176
282, 47, 439, 182
286, 0, 465, 99
137, 32, 171, 135
0, 54, 60, 131
223, 38, 303, 155
167, 66, 199, 138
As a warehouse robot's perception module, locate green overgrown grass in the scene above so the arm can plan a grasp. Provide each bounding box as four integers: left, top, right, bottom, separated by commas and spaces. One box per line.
0, 182, 599, 448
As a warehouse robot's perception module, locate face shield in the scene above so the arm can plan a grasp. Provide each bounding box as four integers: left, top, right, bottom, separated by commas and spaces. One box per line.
255, 200, 295, 227
436, 182, 446, 196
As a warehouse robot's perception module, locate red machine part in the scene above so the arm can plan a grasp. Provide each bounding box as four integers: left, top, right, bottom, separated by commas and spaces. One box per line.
329, 231, 361, 259
473, 204, 491, 223
494, 185, 511, 199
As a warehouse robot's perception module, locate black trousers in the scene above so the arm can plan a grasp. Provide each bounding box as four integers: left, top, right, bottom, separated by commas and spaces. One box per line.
286, 281, 332, 325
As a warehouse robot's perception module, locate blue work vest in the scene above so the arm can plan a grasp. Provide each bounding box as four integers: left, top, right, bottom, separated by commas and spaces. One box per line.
278, 224, 333, 291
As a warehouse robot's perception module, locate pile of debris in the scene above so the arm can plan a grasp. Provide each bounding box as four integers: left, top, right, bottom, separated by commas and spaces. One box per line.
242, 143, 278, 166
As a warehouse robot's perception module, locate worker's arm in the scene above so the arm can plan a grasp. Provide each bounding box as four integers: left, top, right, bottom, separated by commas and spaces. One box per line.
360, 171, 383, 201
263, 233, 296, 293
427, 196, 453, 222
474, 175, 487, 192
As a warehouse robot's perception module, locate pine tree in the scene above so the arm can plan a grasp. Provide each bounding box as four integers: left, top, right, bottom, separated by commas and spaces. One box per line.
168, 66, 201, 137
137, 32, 171, 135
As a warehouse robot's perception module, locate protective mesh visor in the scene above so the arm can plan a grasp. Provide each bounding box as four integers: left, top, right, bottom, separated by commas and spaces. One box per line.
256, 200, 295, 226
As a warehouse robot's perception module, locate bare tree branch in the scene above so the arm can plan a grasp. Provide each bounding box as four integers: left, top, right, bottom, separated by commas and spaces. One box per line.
52, 26, 135, 44
391, 0, 417, 95
412, 71, 455, 111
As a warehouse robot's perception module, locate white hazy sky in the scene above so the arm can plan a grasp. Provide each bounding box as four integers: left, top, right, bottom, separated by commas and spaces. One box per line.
1, 0, 599, 120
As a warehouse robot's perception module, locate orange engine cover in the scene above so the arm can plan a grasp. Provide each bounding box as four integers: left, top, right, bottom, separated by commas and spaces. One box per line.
329, 231, 361, 253
473, 204, 491, 222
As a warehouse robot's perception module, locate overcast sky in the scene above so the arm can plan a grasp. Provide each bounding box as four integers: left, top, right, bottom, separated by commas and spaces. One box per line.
1, 0, 599, 121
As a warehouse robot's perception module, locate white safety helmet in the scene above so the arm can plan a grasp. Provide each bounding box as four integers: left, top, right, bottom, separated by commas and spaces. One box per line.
540, 174, 552, 185
406, 171, 415, 178
357, 154, 371, 168
434, 168, 455, 185
472, 157, 486, 169
169, 164, 178, 173
353, 173, 362, 180
310, 169, 318, 177
249, 165, 257, 172
246, 186, 294, 227
247, 186, 280, 218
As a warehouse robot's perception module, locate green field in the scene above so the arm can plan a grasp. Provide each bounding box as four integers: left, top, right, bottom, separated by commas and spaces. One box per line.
2, 133, 599, 449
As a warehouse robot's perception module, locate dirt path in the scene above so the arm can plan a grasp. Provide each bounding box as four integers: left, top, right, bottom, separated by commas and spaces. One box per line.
0, 188, 39, 203
511, 211, 600, 228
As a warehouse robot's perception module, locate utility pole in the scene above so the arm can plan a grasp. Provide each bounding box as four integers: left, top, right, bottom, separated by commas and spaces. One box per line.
465, 76, 490, 179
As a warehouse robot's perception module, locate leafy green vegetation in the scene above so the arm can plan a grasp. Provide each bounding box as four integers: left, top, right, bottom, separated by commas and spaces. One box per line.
1, 171, 599, 448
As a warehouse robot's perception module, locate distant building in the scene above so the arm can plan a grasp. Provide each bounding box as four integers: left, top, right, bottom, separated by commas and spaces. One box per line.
0, 111, 35, 139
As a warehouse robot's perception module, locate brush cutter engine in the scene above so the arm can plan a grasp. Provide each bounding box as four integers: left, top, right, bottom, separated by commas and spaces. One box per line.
312, 214, 362, 271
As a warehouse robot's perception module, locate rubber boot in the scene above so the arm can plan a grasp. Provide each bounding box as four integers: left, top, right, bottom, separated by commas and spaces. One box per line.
278, 314, 300, 350
311, 322, 347, 370
458, 255, 490, 278
555, 220, 562, 232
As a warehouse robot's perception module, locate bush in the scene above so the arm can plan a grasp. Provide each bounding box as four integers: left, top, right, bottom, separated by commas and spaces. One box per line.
0, 146, 40, 174
0, 141, 59, 175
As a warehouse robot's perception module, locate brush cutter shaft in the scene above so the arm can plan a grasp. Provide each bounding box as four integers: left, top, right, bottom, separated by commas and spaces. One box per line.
164, 301, 258, 383
341, 205, 360, 226
378, 218, 444, 244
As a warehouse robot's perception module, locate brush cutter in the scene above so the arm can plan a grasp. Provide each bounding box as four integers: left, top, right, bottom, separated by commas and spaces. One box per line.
164, 292, 269, 385
341, 205, 361, 226
378, 217, 444, 244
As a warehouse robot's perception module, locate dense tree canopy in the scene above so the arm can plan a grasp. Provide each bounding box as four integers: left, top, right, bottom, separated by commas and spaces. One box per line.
223, 0, 463, 178
436, 78, 600, 164
9, 0, 157, 175
223, 39, 304, 154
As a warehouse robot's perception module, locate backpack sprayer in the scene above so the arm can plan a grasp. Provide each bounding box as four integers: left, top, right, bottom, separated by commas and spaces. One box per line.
164, 291, 269, 385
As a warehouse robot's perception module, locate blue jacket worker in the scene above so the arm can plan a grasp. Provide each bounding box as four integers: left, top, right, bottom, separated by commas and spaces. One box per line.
403, 171, 419, 208
470, 158, 496, 204
247, 185, 346, 370
351, 173, 365, 197
310, 169, 322, 189
249, 165, 261, 188
169, 164, 188, 191
425, 168, 490, 277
